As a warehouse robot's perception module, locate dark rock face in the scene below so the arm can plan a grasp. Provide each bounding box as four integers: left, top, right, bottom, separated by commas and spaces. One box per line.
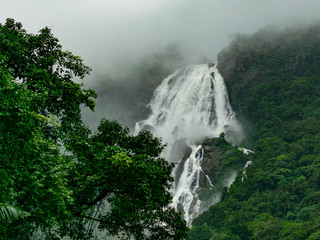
217, 55, 249, 80
170, 139, 192, 163
196, 136, 249, 213
172, 136, 250, 221
188, 196, 200, 215
172, 140, 193, 189
176, 202, 185, 215
201, 143, 224, 182
140, 124, 155, 132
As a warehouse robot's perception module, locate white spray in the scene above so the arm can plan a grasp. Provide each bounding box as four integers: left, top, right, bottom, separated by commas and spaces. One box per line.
135, 64, 242, 224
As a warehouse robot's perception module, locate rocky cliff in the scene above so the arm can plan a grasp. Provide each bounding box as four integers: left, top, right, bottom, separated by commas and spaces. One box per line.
198, 134, 250, 213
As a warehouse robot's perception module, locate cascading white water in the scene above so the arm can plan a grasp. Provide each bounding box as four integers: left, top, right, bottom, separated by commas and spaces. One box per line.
135, 64, 242, 224
172, 145, 203, 224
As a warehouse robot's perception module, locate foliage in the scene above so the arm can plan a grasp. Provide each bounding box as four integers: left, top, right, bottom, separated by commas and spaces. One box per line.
0, 19, 187, 239
190, 23, 320, 239
0, 203, 29, 223
66, 119, 188, 239
199, 133, 251, 202
0, 64, 75, 239
0, 18, 96, 142
0, 203, 30, 239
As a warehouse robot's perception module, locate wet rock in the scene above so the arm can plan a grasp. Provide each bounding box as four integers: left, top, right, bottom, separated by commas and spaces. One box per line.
188, 196, 199, 215
198, 171, 207, 189
207, 62, 215, 68
176, 202, 185, 214
172, 140, 192, 188
195, 135, 250, 214
141, 124, 155, 132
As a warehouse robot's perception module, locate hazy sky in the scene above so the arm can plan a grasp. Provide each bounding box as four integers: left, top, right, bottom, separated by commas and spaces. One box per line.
1, 0, 320, 74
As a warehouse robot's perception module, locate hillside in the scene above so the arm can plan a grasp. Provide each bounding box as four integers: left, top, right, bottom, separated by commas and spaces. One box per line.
189, 23, 320, 239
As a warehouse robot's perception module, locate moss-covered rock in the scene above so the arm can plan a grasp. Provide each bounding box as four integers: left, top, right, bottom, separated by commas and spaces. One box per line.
198, 133, 250, 212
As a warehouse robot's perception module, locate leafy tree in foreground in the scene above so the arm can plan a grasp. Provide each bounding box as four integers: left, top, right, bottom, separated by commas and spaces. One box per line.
0, 17, 96, 142
67, 119, 187, 239
0, 64, 74, 239
0, 18, 187, 239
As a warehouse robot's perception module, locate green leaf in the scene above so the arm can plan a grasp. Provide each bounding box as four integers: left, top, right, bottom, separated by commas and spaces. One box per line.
0, 203, 30, 223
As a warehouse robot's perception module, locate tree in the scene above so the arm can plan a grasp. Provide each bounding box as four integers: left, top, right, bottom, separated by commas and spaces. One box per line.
0, 18, 96, 142
0, 65, 75, 239
247, 214, 282, 240
66, 119, 187, 239
187, 225, 212, 240
0, 19, 188, 239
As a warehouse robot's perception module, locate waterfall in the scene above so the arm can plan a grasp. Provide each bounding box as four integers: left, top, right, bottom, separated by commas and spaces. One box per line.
135, 64, 242, 224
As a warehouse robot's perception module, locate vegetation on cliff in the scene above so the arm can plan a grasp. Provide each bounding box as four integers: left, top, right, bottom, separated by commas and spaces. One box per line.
189, 23, 320, 239
198, 134, 251, 206
0, 19, 188, 239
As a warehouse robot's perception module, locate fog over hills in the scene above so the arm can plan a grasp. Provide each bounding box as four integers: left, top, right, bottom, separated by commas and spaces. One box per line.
2, 0, 320, 128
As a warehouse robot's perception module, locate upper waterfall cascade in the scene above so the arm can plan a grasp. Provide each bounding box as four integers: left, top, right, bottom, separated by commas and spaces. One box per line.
135, 64, 243, 224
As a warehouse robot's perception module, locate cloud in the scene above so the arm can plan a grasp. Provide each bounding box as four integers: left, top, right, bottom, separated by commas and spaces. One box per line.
2, 0, 320, 74
2, 0, 320, 128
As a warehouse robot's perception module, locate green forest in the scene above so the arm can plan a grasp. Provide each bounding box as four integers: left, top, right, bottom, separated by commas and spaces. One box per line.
0, 19, 187, 239
188, 23, 320, 239
2, 17, 320, 240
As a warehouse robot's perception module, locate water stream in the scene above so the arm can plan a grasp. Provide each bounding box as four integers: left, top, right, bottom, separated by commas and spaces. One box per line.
135, 64, 243, 224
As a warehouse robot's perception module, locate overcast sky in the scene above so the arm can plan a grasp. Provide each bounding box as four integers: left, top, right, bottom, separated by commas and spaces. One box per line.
2, 0, 320, 75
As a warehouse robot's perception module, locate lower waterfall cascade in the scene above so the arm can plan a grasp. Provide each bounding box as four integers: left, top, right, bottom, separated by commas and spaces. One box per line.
135, 64, 244, 224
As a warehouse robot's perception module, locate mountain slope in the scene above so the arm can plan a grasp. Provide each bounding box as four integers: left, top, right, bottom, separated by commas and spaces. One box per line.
189, 23, 320, 240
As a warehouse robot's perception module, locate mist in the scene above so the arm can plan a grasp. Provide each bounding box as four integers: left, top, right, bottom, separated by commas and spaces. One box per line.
81, 44, 187, 130
2, 0, 320, 128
